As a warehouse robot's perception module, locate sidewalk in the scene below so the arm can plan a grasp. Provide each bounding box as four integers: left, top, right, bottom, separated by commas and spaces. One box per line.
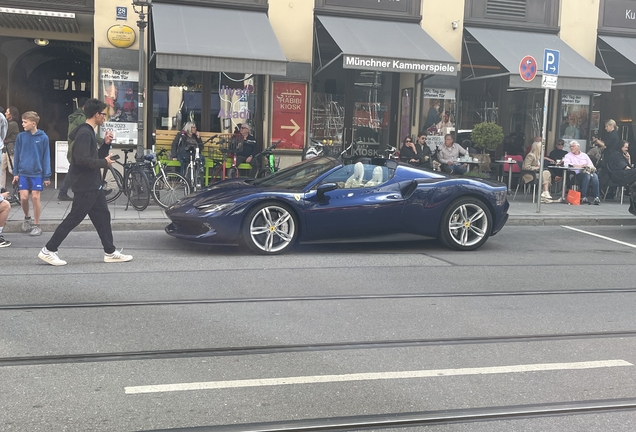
2, 185, 635, 233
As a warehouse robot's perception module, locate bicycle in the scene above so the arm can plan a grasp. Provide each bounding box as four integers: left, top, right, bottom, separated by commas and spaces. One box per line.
209, 137, 244, 182
104, 148, 151, 211
147, 149, 190, 209
255, 140, 282, 178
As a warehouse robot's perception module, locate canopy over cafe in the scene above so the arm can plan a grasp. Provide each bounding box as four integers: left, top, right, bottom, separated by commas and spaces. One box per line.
310, 0, 459, 157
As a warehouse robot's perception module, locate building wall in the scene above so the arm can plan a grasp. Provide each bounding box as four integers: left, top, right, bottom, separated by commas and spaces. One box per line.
421, 0, 465, 63
93, 1, 142, 95
268, 0, 313, 63
559, 0, 601, 62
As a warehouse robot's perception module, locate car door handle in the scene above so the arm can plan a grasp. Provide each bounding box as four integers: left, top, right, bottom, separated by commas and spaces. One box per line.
387, 195, 401, 200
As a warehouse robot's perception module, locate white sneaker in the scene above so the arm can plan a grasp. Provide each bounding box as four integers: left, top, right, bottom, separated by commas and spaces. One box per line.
104, 250, 133, 263
541, 191, 551, 199
38, 248, 67, 266
30, 225, 42, 236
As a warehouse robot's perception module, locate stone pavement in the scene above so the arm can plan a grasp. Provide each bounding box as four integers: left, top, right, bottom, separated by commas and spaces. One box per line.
2, 184, 635, 234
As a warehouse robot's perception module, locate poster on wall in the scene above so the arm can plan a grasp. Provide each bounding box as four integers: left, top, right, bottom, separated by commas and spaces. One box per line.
99, 68, 139, 145
271, 81, 307, 150
560, 93, 590, 151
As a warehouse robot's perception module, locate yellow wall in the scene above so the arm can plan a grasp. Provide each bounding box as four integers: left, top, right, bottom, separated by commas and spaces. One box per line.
559, 0, 600, 62
268, 0, 314, 63
93, 1, 144, 94
420, 0, 464, 62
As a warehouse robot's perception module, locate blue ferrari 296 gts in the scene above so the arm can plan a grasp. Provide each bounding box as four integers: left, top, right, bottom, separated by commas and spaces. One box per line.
165, 157, 509, 254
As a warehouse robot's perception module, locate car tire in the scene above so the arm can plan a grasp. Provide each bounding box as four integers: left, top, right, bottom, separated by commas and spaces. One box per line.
439, 197, 491, 251
242, 202, 297, 254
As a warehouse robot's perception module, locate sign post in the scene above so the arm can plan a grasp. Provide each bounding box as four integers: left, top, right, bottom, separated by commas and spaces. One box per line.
538, 49, 560, 212
271, 81, 307, 150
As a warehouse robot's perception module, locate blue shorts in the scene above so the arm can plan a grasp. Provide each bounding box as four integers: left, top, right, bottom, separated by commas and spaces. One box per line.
18, 176, 44, 191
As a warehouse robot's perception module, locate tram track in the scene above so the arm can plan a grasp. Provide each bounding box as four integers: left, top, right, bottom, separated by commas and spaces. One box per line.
1, 287, 635, 311
138, 398, 636, 431
1, 330, 635, 367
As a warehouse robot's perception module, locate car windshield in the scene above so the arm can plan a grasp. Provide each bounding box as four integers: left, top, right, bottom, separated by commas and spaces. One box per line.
252, 157, 339, 190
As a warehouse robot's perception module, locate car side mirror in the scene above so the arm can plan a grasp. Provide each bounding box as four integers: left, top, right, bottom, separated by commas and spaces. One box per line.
316, 182, 338, 200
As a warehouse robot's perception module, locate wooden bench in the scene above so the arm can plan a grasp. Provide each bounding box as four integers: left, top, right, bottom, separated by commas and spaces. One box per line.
153, 131, 252, 185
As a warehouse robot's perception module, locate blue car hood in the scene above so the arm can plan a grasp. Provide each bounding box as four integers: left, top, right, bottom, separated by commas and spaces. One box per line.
174, 179, 267, 209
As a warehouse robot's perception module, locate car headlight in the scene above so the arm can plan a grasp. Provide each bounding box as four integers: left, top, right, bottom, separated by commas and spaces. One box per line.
195, 203, 234, 213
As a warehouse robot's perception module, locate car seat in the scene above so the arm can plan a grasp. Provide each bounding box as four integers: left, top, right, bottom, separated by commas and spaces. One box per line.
345, 162, 365, 188
364, 166, 384, 187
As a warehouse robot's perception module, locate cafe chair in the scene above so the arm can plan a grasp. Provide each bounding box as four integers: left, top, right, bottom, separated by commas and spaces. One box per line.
513, 161, 539, 202
501, 154, 523, 186
601, 177, 626, 204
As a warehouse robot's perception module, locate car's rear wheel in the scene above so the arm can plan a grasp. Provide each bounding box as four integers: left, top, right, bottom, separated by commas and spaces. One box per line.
439, 197, 491, 251
242, 202, 297, 254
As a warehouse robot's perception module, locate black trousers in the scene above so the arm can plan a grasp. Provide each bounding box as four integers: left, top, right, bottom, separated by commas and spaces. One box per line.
46, 189, 115, 254
237, 155, 259, 178
58, 164, 74, 195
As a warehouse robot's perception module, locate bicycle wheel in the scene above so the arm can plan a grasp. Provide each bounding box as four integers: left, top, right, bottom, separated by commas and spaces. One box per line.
126, 168, 151, 211
209, 163, 223, 183
104, 167, 124, 203
152, 173, 190, 209
227, 167, 239, 179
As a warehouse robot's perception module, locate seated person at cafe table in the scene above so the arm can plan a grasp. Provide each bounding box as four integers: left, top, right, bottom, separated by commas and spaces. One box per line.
523, 141, 552, 203
438, 134, 468, 175
545, 139, 569, 178
562, 140, 601, 205
400, 133, 431, 168
608, 140, 636, 184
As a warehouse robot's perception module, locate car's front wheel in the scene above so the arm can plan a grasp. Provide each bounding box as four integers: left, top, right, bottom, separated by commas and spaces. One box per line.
242, 202, 297, 254
439, 197, 491, 251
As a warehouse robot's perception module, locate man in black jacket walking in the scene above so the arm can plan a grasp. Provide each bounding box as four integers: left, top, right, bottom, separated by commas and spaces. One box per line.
38, 99, 133, 266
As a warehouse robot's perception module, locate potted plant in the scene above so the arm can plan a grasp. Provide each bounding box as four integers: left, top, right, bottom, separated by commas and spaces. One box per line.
470, 122, 504, 172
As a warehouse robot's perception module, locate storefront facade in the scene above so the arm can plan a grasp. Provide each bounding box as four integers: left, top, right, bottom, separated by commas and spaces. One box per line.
595, 0, 636, 144
0, 0, 94, 146
310, 0, 459, 157
461, 0, 612, 154
4, 0, 636, 170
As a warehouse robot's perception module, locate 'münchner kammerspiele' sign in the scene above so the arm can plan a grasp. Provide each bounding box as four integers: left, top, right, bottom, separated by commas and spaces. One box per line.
344, 55, 457, 75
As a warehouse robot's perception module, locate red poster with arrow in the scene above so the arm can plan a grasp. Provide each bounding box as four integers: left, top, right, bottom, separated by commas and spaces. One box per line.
272, 81, 306, 149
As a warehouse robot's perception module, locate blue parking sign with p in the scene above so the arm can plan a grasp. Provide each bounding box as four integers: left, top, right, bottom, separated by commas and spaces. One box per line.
543, 49, 560, 76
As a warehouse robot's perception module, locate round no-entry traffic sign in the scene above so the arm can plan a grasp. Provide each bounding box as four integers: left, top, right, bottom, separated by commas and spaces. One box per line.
519, 55, 537, 82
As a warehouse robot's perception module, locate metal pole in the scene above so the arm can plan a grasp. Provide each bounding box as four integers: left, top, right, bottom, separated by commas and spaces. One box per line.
136, 8, 147, 160
537, 87, 549, 212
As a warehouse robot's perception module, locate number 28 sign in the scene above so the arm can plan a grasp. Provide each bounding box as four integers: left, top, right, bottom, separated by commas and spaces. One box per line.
271, 81, 307, 150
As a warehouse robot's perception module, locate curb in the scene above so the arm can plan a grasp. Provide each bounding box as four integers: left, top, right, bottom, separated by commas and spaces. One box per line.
506, 217, 636, 226
2, 220, 169, 233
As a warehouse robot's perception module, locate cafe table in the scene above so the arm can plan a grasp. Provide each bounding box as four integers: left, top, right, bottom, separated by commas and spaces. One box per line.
547, 165, 579, 202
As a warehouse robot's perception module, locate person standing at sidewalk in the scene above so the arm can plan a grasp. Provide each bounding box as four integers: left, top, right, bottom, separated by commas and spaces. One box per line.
0, 106, 7, 189
58, 97, 89, 201
13, 111, 51, 236
1, 106, 20, 191
38, 98, 132, 266
0, 189, 11, 247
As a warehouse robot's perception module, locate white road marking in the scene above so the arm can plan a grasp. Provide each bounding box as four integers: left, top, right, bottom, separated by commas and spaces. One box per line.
125, 360, 632, 395
562, 226, 636, 249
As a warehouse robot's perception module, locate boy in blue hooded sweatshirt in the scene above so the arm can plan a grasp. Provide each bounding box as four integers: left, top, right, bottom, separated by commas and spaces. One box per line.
12, 111, 50, 236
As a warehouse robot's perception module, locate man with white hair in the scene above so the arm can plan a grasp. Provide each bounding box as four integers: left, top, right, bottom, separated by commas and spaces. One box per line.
563, 141, 600, 205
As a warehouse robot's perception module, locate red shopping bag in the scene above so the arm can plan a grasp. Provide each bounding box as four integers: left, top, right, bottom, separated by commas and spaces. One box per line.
566, 189, 581, 205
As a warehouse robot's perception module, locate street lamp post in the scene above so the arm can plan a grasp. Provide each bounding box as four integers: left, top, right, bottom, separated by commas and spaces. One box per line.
132, 0, 152, 160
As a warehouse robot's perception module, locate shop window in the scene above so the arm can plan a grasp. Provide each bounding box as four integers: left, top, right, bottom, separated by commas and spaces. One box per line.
152, 71, 258, 134
559, 93, 590, 151
420, 88, 457, 151
352, 71, 393, 155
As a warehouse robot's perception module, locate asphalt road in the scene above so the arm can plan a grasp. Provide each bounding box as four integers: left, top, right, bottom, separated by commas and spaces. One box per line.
2, 226, 636, 431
